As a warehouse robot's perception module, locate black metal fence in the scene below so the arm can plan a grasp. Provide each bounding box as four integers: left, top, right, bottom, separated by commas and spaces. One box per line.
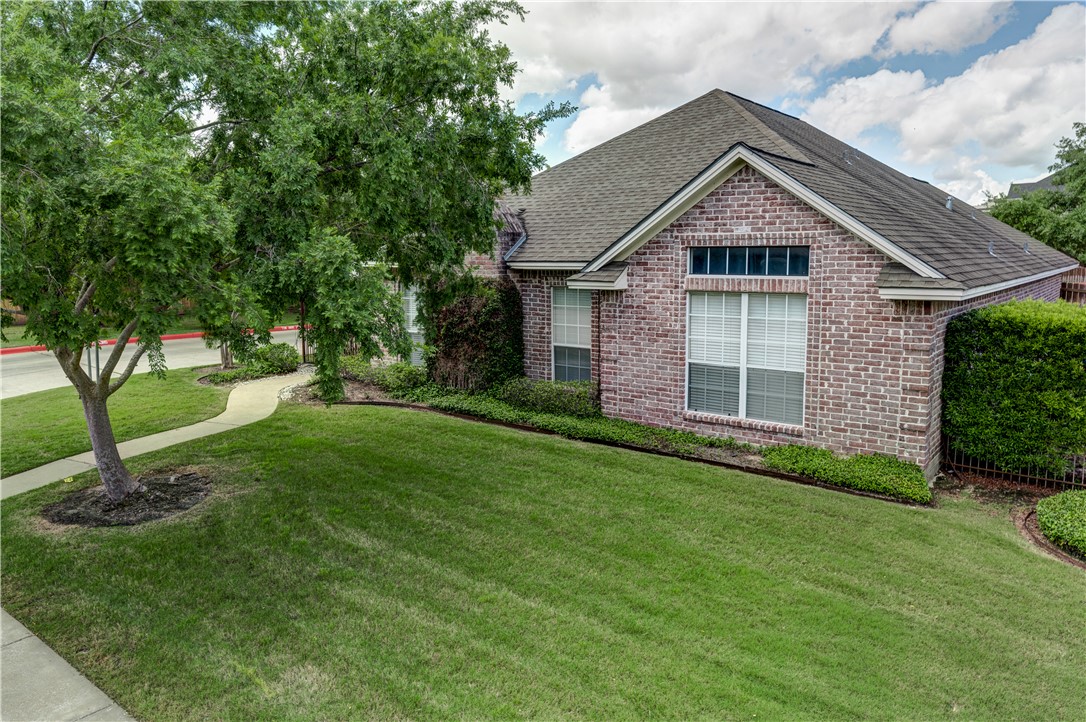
942, 434, 1086, 490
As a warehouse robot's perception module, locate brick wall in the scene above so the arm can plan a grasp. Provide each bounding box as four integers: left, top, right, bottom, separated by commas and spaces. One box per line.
510, 270, 580, 380
590, 166, 1060, 478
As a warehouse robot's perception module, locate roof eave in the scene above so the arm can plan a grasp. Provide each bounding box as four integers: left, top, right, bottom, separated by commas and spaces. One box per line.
877, 264, 1078, 301
582, 145, 946, 280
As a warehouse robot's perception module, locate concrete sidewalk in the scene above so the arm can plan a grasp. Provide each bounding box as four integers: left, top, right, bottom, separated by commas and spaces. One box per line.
0, 371, 311, 721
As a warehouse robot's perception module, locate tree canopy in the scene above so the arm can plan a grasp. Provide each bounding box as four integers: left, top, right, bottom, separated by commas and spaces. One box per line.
988, 123, 1086, 264
1, 0, 566, 499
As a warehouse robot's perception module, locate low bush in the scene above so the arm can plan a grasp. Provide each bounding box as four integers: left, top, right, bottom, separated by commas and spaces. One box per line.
341, 358, 429, 397
428, 394, 746, 456
1036, 490, 1086, 560
205, 367, 260, 385
248, 343, 301, 375
762, 445, 932, 504
493, 377, 601, 418
205, 343, 301, 385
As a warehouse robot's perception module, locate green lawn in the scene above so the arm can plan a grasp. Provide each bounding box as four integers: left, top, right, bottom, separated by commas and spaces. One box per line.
0, 369, 230, 476
2, 403, 1083, 721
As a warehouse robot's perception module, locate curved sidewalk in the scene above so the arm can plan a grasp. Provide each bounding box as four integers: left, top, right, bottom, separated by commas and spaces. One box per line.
0, 371, 310, 722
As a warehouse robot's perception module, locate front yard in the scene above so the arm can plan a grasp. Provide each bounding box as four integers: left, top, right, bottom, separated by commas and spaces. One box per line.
2, 403, 1083, 720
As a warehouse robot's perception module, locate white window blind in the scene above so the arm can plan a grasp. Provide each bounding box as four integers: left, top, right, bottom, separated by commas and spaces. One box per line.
402, 286, 424, 367
687, 292, 806, 425
553, 287, 592, 381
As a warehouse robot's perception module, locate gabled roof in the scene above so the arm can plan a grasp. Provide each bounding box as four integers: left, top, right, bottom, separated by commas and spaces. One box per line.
1008, 171, 1062, 199
504, 90, 1077, 293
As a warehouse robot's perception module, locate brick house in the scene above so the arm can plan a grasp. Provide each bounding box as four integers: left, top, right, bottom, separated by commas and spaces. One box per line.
466, 90, 1079, 480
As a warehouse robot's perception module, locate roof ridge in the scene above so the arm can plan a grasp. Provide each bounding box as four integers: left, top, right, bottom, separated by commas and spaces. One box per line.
531, 89, 724, 181
716, 91, 812, 165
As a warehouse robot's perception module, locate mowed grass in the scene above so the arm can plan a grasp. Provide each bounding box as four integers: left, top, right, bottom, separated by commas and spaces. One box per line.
2, 403, 1084, 721
1, 368, 229, 476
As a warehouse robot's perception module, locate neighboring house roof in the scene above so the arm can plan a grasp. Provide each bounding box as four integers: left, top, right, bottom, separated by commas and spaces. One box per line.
504, 90, 1077, 295
1007, 172, 1062, 199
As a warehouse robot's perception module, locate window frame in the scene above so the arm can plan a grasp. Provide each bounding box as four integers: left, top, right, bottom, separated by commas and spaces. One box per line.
687, 245, 810, 277
685, 291, 807, 425
402, 285, 425, 367
551, 286, 592, 382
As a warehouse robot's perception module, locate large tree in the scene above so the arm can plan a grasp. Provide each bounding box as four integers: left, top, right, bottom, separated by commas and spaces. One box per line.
1, 0, 564, 500
988, 123, 1086, 264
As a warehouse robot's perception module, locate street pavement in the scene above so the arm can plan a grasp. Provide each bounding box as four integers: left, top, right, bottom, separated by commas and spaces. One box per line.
0, 329, 300, 399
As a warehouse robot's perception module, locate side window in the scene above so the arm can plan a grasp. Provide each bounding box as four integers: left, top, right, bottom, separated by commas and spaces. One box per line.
402, 286, 424, 367
552, 287, 591, 381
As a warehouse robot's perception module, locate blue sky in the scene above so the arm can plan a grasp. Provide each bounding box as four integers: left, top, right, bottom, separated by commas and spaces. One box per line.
492, 1, 1085, 204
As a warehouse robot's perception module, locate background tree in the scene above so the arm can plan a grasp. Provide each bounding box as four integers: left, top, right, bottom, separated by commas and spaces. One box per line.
1, 0, 563, 501
988, 123, 1086, 263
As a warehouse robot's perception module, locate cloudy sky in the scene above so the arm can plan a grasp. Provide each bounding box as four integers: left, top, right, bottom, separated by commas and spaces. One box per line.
491, 0, 1085, 205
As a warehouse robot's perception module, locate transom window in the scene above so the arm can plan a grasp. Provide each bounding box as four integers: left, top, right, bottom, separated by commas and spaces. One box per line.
689, 246, 809, 276
687, 292, 806, 425
552, 287, 591, 381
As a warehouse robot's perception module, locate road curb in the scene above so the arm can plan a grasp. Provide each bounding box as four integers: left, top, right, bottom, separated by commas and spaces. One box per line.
0, 325, 300, 356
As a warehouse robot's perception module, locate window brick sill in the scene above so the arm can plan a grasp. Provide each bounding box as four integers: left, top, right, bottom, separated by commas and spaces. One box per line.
681, 411, 805, 438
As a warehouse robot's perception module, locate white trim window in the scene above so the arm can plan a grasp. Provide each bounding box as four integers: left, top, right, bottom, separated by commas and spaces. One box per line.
687, 292, 806, 425
552, 287, 592, 381
402, 286, 425, 366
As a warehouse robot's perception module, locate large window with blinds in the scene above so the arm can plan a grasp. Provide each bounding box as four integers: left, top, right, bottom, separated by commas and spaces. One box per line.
402, 286, 425, 366
687, 292, 806, 425
552, 287, 592, 381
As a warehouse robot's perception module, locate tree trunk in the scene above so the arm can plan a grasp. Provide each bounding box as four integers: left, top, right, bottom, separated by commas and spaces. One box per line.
80, 392, 143, 501
219, 340, 234, 369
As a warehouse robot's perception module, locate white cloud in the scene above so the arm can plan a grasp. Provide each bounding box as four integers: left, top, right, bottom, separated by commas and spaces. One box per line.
491, 1, 915, 107
800, 3, 1085, 200
802, 69, 927, 141
882, 1, 1012, 56
934, 157, 1006, 205
562, 84, 667, 154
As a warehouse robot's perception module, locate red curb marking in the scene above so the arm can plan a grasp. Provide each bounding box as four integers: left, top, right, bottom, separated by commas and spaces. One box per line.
0, 325, 300, 356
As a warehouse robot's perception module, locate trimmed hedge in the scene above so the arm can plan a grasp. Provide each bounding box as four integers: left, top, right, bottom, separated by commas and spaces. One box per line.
493, 378, 600, 418
1036, 490, 1086, 560
762, 445, 932, 504
943, 300, 1086, 474
426, 277, 523, 391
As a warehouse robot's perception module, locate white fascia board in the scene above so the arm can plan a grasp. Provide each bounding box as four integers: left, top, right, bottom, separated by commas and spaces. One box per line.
567, 268, 629, 291
877, 264, 1078, 301
586, 146, 945, 280
506, 261, 585, 270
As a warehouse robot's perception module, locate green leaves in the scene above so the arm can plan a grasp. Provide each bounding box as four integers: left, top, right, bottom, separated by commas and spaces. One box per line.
989, 122, 1086, 263
943, 300, 1086, 474
1036, 490, 1086, 560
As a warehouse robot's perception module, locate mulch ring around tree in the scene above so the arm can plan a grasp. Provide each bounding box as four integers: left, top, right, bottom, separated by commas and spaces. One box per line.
42, 471, 212, 528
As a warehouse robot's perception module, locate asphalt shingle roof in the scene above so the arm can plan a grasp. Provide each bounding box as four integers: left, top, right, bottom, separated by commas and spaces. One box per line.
505, 90, 1077, 289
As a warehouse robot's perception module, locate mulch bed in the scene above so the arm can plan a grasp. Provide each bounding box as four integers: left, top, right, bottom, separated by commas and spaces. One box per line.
1013, 506, 1086, 571
42, 472, 211, 528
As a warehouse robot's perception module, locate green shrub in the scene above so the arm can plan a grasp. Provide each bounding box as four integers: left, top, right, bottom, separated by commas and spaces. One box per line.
248, 343, 301, 375
943, 300, 1086, 474
493, 378, 601, 418
762, 445, 932, 503
205, 367, 260, 385
341, 358, 428, 397
426, 277, 523, 391
1036, 490, 1086, 559
427, 394, 746, 456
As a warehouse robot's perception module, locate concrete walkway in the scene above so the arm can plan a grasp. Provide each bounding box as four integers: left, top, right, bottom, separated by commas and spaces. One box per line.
0, 371, 311, 721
